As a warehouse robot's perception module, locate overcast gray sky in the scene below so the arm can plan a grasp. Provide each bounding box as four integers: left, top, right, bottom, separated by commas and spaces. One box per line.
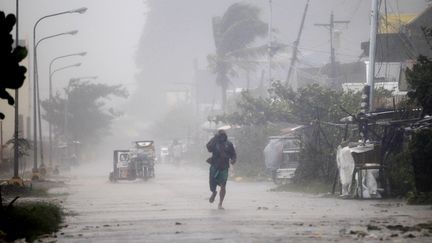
1, 0, 428, 107
1, 0, 430, 150
131, 0, 429, 116
1, 0, 147, 101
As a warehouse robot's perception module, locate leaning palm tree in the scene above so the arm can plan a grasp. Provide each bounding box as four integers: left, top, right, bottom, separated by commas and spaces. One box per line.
6, 133, 31, 160
208, 3, 268, 112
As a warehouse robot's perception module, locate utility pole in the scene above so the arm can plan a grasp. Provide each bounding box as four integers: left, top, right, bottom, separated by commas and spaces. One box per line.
193, 59, 200, 117
315, 12, 349, 87
37, 72, 45, 173
286, 0, 310, 86
367, 0, 380, 112
13, 0, 20, 181
268, 0, 273, 88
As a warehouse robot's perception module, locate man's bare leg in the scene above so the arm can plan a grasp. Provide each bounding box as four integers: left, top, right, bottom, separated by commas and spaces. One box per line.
218, 185, 226, 209
209, 190, 217, 203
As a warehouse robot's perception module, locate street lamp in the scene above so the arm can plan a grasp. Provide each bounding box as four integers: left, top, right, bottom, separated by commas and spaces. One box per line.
49, 52, 87, 100
35, 30, 78, 50
48, 52, 86, 167
50, 63, 82, 77
34, 31, 79, 170
69, 76, 98, 82
49, 63, 82, 155
32, 7, 87, 179
69, 7, 87, 14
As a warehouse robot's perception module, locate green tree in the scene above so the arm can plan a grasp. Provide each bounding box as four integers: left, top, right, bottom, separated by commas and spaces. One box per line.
215, 81, 362, 179
219, 82, 361, 126
404, 26, 432, 194
0, 11, 27, 119
406, 55, 432, 117
230, 124, 281, 178
216, 91, 276, 125
270, 82, 361, 182
6, 134, 31, 158
41, 80, 128, 149
208, 3, 268, 111
404, 27, 432, 194
216, 80, 402, 181
409, 129, 432, 193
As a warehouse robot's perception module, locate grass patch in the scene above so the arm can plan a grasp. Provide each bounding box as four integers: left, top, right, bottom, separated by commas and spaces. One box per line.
270, 181, 332, 194
1, 184, 49, 198
406, 192, 432, 205
0, 201, 64, 242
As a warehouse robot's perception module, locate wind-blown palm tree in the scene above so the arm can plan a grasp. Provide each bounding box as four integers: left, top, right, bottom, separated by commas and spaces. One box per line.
208, 3, 268, 111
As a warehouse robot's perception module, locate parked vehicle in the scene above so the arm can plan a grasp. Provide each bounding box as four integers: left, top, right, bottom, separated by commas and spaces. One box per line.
109, 141, 156, 182
264, 135, 301, 184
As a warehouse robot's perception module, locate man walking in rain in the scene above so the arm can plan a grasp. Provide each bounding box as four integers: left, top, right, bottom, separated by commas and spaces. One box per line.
206, 129, 236, 210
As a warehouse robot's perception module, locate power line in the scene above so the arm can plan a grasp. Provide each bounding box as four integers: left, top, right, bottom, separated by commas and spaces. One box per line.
314, 12, 350, 87
286, 0, 310, 85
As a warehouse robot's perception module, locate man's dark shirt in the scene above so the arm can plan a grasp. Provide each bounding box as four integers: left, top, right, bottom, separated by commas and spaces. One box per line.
206, 136, 236, 169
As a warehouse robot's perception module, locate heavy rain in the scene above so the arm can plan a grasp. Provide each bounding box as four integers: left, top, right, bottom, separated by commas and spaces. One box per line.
1, 0, 432, 242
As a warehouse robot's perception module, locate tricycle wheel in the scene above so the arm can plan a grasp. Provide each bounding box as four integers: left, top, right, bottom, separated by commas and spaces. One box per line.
109, 172, 117, 182
142, 167, 148, 181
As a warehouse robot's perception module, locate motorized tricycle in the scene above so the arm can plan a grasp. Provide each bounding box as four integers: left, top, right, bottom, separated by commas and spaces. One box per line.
264, 135, 301, 185
109, 141, 156, 182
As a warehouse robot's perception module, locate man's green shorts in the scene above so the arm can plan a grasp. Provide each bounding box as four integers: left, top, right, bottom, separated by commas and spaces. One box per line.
209, 165, 229, 192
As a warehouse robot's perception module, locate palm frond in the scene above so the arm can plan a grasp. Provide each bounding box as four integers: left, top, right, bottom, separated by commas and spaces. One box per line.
212, 17, 223, 50
226, 41, 289, 59
218, 18, 267, 54
220, 3, 262, 33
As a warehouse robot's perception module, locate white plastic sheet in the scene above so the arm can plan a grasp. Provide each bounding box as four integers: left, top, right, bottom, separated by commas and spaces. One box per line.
264, 139, 284, 170
336, 144, 381, 198
336, 145, 355, 196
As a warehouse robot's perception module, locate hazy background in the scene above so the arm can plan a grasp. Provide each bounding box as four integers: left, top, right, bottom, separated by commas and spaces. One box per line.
0, 0, 429, 163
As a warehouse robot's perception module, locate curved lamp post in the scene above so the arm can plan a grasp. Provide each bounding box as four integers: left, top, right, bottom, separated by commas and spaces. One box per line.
35, 30, 78, 49
50, 62, 82, 78
34, 30, 78, 169
51, 62, 82, 146
48, 52, 86, 166
69, 76, 98, 83
32, 7, 87, 178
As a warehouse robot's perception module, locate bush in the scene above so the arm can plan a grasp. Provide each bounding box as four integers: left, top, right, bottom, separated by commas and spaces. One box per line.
231, 125, 278, 178
270, 180, 331, 194
409, 129, 432, 193
293, 123, 341, 185
387, 150, 416, 197
1, 184, 49, 198
407, 192, 432, 205
0, 201, 63, 242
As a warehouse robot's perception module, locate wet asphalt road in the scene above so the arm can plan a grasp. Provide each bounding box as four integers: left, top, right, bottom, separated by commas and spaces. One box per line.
50, 163, 432, 242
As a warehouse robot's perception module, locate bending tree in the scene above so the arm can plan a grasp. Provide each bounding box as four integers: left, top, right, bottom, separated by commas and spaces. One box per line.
405, 27, 432, 193
208, 3, 268, 111
41, 80, 128, 150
